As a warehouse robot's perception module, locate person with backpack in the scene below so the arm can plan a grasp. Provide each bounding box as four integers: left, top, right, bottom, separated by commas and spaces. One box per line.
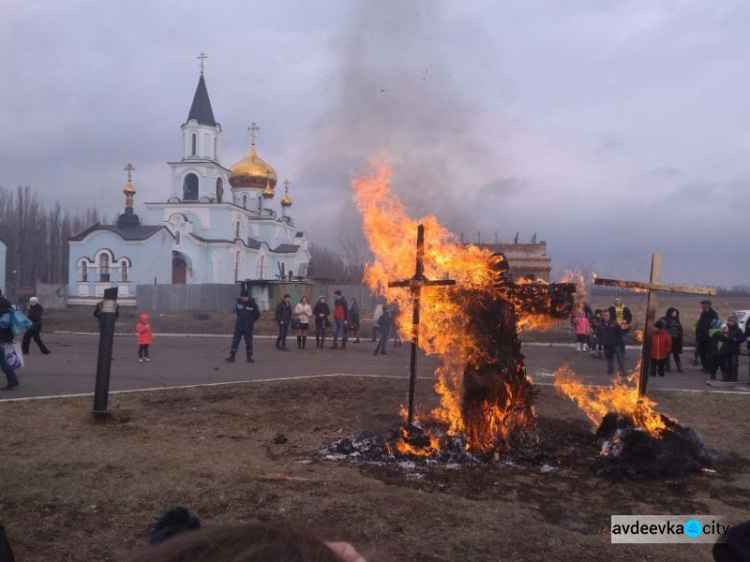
0, 294, 19, 390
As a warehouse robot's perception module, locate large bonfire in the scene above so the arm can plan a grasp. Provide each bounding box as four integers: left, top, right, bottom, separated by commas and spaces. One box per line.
350, 160, 575, 458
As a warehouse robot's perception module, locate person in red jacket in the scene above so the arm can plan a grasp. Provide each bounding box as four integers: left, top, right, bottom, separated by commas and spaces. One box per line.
649, 320, 672, 377
136, 313, 154, 362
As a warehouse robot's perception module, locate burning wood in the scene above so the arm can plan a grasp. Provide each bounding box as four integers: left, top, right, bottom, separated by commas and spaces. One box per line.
554, 363, 713, 478
351, 160, 576, 459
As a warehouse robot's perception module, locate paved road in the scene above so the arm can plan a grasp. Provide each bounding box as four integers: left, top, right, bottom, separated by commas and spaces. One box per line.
3, 333, 749, 401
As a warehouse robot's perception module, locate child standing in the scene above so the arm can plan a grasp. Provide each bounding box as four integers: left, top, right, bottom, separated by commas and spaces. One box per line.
136, 313, 154, 362
589, 309, 604, 358
573, 309, 590, 351
649, 320, 672, 377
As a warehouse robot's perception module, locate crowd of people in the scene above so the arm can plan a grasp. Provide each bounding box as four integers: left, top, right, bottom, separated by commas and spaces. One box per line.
570, 297, 750, 383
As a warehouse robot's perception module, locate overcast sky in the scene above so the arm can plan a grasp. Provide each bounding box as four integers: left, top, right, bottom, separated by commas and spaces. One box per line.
1, 0, 749, 286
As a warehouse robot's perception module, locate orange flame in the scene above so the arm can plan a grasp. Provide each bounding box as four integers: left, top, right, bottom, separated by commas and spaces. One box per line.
351, 159, 564, 454
553, 362, 672, 438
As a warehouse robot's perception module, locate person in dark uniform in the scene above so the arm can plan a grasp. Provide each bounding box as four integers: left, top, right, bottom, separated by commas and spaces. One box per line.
225, 290, 261, 363
695, 300, 719, 373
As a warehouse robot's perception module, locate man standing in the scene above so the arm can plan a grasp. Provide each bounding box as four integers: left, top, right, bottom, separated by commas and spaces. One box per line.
22, 296, 51, 355
695, 299, 719, 373
721, 315, 747, 382
274, 294, 293, 351
0, 293, 19, 390
599, 309, 626, 376
608, 297, 632, 356
225, 290, 261, 363
330, 290, 348, 350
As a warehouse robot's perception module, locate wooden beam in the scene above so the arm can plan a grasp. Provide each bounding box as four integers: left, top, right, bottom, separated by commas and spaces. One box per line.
594, 277, 716, 296
638, 254, 661, 396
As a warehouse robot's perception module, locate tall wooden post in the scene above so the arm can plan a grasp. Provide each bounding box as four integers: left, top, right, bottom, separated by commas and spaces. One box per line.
388, 225, 456, 428
594, 252, 716, 397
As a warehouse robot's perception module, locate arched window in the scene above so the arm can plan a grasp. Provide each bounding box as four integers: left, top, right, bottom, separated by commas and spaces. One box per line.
234, 251, 240, 282
121, 262, 128, 283
81, 262, 88, 282
99, 254, 110, 282
183, 173, 199, 201
191, 133, 197, 156
214, 137, 218, 159
243, 195, 247, 209
257, 195, 262, 211
216, 178, 224, 203
235, 221, 240, 238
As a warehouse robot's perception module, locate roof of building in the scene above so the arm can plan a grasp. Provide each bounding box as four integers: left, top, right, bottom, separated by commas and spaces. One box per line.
69, 224, 167, 242
273, 244, 300, 253
186, 74, 216, 127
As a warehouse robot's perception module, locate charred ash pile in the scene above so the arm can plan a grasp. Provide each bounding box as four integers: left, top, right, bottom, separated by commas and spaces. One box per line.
593, 412, 714, 479
322, 421, 546, 468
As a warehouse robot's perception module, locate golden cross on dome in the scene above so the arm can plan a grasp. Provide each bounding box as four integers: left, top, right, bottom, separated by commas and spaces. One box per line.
248, 122, 260, 144
124, 163, 135, 183
197, 51, 207, 74
283, 179, 290, 193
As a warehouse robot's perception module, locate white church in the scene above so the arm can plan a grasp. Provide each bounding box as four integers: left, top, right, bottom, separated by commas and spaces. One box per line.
68, 63, 311, 308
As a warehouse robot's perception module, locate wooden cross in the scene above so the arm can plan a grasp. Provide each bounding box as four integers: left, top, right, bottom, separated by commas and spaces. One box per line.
248, 122, 260, 144
123, 163, 135, 183
197, 51, 207, 74
387, 224, 456, 428
594, 253, 716, 396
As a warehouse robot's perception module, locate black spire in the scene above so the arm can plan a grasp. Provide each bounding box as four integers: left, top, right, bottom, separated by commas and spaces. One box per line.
186, 74, 216, 127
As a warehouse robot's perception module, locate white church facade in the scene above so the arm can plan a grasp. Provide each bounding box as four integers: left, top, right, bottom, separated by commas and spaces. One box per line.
67, 67, 311, 308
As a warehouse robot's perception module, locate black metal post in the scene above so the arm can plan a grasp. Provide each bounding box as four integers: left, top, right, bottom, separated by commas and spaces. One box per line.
93, 287, 118, 418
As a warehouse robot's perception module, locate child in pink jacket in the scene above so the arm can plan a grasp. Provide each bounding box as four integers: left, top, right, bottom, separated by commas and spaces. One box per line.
573, 309, 590, 351
136, 313, 154, 362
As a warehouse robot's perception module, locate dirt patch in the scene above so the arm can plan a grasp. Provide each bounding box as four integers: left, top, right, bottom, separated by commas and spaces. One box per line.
0, 378, 748, 561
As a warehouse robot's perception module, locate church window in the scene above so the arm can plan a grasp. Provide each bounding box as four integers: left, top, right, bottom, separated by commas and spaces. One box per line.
234, 251, 240, 282
257, 195, 262, 211
81, 262, 88, 282
99, 254, 110, 282
243, 195, 247, 209
214, 137, 218, 159
121, 262, 128, 283
175, 231, 181, 246
235, 221, 240, 238
203, 133, 210, 157
191, 133, 197, 156
183, 173, 199, 201
216, 178, 223, 203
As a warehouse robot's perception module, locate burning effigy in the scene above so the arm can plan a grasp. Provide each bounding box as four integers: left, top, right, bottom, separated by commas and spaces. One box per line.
554, 363, 714, 478
325, 160, 577, 462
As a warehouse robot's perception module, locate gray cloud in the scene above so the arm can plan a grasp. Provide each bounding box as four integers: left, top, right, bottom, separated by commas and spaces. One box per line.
1, 1, 749, 285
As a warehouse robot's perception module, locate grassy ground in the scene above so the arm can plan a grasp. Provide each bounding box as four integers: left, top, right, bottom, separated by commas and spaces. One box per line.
1, 377, 747, 561
44, 295, 750, 345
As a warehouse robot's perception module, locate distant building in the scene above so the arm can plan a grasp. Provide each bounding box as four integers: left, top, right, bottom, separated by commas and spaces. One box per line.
0, 239, 5, 293
67, 63, 311, 308
473, 241, 552, 282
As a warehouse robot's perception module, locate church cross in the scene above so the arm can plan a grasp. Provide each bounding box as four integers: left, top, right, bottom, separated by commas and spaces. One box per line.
197, 51, 207, 74
594, 253, 716, 396
283, 179, 290, 193
388, 224, 456, 428
124, 163, 135, 183
248, 122, 260, 144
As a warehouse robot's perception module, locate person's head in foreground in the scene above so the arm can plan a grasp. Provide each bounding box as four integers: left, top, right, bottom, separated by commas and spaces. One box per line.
127, 522, 366, 562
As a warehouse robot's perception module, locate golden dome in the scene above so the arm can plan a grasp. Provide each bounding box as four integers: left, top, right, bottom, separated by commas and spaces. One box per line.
280, 179, 292, 207
229, 143, 278, 189
262, 178, 275, 199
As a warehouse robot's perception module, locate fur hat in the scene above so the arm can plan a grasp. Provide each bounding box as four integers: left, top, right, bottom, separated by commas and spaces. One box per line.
727, 314, 738, 324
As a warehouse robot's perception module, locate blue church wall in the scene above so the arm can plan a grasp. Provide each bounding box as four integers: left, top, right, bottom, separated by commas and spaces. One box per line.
68, 231, 172, 298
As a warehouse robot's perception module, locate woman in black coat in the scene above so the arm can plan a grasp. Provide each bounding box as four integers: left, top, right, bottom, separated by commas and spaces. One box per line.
663, 307, 683, 372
